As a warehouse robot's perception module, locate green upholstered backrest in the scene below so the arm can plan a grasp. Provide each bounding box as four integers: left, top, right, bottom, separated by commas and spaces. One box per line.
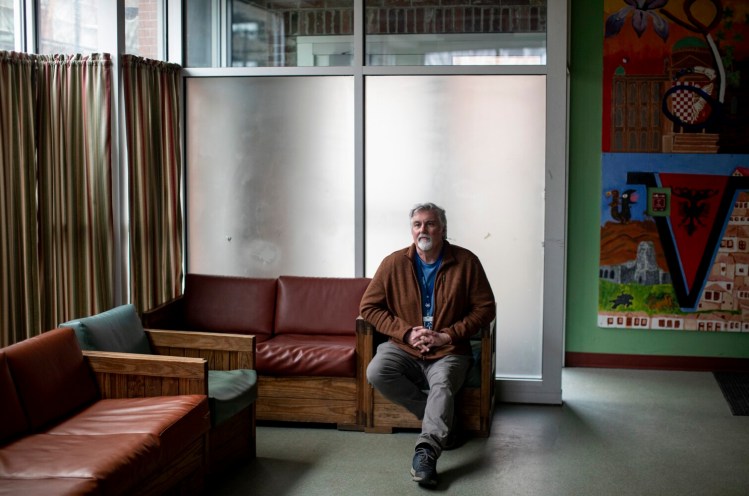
61, 304, 152, 355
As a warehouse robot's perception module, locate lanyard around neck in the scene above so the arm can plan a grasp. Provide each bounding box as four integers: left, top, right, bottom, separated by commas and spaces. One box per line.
416, 256, 441, 316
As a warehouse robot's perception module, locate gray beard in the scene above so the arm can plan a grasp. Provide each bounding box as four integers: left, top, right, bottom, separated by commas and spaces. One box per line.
417, 237, 433, 251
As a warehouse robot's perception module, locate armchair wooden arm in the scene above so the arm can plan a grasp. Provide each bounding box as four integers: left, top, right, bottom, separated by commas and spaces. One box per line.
83, 350, 208, 399
145, 329, 256, 370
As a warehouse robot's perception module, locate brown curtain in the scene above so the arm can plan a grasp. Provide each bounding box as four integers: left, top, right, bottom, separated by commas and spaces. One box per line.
0, 52, 114, 346
122, 55, 183, 313
0, 52, 40, 346
35, 53, 114, 328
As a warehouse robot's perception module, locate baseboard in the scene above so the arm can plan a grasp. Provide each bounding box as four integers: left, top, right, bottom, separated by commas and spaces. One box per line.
565, 352, 749, 372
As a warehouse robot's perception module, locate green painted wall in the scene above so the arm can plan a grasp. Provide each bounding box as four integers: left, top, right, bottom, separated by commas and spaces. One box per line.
566, 0, 749, 359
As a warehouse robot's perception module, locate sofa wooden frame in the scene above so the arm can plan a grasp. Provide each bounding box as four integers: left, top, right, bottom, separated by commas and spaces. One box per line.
355, 319, 497, 437
84, 329, 257, 474
256, 375, 359, 429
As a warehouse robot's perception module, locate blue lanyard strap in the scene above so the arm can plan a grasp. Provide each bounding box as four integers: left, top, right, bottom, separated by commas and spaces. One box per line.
416, 256, 442, 318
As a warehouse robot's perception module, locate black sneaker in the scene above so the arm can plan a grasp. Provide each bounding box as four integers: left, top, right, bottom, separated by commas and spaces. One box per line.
410, 444, 438, 487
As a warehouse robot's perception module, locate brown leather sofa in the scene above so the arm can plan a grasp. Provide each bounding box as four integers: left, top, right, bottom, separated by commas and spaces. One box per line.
143, 274, 371, 429
0, 327, 210, 495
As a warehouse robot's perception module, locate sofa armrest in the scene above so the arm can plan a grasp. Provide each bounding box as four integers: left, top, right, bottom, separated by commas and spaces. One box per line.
83, 350, 208, 398
142, 295, 186, 329
355, 317, 376, 371
356, 318, 376, 426
480, 317, 497, 399
146, 329, 256, 371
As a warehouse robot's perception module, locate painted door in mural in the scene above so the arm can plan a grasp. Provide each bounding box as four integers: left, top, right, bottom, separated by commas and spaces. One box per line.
600, 0, 749, 332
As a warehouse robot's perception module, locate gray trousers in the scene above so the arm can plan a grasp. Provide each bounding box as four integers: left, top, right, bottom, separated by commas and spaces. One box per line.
367, 341, 472, 457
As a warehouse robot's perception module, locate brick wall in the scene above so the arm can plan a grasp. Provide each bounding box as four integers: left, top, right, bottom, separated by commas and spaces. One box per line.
271, 0, 546, 37
126, 0, 160, 59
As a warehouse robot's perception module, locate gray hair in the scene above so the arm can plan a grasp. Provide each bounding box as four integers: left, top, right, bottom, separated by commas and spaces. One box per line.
409, 202, 447, 240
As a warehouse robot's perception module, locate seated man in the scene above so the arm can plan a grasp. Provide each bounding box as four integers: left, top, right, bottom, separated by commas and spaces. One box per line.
360, 202, 495, 487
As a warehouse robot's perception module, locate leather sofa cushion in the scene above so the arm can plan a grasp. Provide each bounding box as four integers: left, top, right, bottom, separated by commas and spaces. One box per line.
0, 352, 29, 445
256, 334, 356, 377
0, 432, 160, 495
184, 274, 277, 337
4, 328, 98, 430
275, 276, 370, 336
208, 369, 258, 426
60, 304, 153, 354
46, 395, 210, 465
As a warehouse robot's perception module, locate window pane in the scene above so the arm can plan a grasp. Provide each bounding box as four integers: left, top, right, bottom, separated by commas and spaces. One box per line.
125, 0, 163, 59
365, 75, 546, 378
186, 0, 354, 67
185, 1, 214, 67
185, 76, 355, 276
365, 0, 546, 66
0, 0, 13, 51
38, 0, 98, 54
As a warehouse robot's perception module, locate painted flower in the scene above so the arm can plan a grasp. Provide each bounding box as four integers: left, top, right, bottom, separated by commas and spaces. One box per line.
605, 0, 670, 41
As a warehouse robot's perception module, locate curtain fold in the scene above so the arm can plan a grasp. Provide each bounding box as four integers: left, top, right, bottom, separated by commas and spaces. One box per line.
1, 52, 114, 344
0, 52, 41, 346
122, 55, 183, 313
35, 53, 114, 330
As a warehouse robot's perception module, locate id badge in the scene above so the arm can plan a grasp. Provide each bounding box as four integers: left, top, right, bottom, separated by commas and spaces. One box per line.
423, 315, 434, 330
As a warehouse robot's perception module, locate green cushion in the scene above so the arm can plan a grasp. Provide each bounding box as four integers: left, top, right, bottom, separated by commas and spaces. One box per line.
60, 321, 96, 351
61, 304, 152, 355
208, 369, 258, 426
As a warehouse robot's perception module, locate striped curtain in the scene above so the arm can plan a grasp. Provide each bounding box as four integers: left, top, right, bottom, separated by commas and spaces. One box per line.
36, 54, 114, 329
0, 52, 113, 345
122, 55, 183, 313
0, 52, 41, 346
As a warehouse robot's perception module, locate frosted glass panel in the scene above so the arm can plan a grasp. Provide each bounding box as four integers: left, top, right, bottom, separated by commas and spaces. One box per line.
186, 77, 355, 277
365, 76, 545, 379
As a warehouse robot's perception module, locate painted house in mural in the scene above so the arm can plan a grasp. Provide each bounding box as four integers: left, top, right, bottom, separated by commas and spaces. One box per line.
696, 186, 749, 315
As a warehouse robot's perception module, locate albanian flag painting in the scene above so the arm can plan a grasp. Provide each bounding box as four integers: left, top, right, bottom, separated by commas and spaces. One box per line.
600, 0, 749, 332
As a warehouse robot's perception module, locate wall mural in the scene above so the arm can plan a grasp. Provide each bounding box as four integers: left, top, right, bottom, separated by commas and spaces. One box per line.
600, 0, 749, 332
